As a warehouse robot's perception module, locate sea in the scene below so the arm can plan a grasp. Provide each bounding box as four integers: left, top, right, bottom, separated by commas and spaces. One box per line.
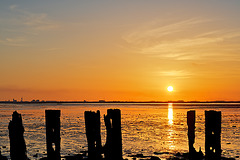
0, 103, 239, 160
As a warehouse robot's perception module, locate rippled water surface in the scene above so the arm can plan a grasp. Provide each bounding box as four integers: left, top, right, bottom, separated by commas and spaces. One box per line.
0, 103, 239, 159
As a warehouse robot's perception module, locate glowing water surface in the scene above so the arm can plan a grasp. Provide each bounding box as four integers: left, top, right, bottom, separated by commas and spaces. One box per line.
0, 103, 239, 159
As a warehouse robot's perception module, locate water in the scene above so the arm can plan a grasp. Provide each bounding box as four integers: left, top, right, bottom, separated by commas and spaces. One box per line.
0, 103, 239, 159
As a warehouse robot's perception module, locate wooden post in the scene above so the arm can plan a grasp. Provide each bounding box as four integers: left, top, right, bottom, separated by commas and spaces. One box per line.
84, 110, 102, 160
45, 110, 61, 160
187, 110, 196, 157
8, 111, 28, 160
205, 110, 221, 160
104, 109, 122, 160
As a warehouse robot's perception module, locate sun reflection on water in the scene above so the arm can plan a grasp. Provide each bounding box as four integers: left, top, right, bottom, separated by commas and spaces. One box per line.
168, 103, 173, 125
167, 103, 175, 150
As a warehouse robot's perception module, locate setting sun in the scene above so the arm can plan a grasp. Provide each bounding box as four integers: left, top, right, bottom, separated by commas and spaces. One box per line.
167, 86, 174, 92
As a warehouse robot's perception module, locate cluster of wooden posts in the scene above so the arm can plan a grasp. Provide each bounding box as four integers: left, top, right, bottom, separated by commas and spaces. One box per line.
187, 110, 221, 160
2, 109, 222, 160
85, 109, 122, 160
4, 109, 122, 160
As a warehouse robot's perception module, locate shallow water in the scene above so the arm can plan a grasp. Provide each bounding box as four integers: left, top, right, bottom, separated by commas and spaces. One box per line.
0, 103, 239, 159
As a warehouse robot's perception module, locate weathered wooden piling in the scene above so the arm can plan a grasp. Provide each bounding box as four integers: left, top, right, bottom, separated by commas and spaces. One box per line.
45, 110, 61, 160
187, 110, 196, 155
8, 111, 28, 160
205, 110, 221, 160
104, 109, 122, 160
84, 110, 102, 160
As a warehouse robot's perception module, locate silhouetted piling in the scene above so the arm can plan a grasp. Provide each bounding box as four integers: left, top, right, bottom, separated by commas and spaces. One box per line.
187, 110, 196, 155
205, 110, 221, 160
187, 110, 203, 160
84, 110, 102, 160
8, 111, 28, 160
45, 110, 61, 160
104, 109, 122, 160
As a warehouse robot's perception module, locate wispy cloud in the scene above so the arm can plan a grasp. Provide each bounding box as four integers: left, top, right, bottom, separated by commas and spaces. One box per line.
9, 5, 17, 10
45, 48, 64, 52
9, 5, 59, 31
0, 5, 59, 47
123, 18, 240, 61
0, 36, 28, 47
157, 70, 192, 79
123, 18, 209, 45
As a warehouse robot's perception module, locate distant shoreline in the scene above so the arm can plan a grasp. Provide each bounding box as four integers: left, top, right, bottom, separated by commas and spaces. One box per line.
1, 100, 240, 104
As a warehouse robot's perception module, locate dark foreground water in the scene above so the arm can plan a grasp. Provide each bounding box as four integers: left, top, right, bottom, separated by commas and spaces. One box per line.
0, 103, 239, 160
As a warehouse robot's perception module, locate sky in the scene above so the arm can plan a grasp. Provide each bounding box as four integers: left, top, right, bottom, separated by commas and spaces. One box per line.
1, 0, 240, 101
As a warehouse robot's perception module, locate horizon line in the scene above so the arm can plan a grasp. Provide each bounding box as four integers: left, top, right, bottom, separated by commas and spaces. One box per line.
1, 99, 240, 104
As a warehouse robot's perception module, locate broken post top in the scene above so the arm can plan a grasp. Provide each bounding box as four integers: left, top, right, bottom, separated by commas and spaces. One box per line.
11, 111, 23, 123
84, 110, 100, 117
45, 110, 61, 127
205, 110, 221, 113
105, 109, 121, 129
45, 110, 61, 116
107, 109, 120, 114
84, 110, 101, 127
106, 109, 121, 119
205, 110, 221, 116
84, 110, 101, 128
9, 111, 24, 132
205, 110, 221, 127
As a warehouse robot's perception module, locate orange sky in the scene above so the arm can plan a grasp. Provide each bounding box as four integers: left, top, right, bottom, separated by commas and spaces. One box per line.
1, 1, 240, 101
